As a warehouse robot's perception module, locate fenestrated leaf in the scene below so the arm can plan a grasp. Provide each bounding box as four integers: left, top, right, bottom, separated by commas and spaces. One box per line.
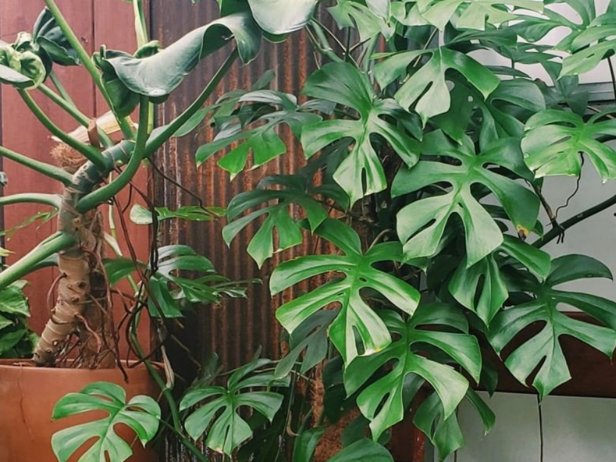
101, 12, 261, 100
393, 132, 539, 266
52, 382, 161, 462
180, 357, 289, 456
302, 62, 420, 205
475, 78, 546, 149
414, 389, 494, 461
197, 90, 321, 177
490, 254, 616, 397
147, 245, 239, 317
375, 47, 500, 123
560, 11, 616, 77
328, 0, 395, 41
450, 254, 508, 326
326, 438, 393, 462
271, 219, 420, 364
344, 306, 480, 440
248, 0, 318, 34
129, 204, 222, 225
104, 257, 145, 286
223, 174, 329, 267
275, 310, 336, 378
522, 109, 616, 181
449, 237, 550, 325
413, 0, 543, 30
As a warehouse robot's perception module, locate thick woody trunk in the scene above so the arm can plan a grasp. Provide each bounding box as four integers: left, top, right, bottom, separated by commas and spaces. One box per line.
33, 146, 115, 367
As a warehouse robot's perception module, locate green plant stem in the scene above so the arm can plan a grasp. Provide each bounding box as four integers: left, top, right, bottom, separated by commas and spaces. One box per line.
77, 97, 150, 212
0, 193, 61, 208
44, 0, 135, 140
0, 145, 72, 185
18, 90, 107, 169
145, 49, 239, 156
0, 232, 74, 288
132, 0, 149, 47
39, 84, 89, 126
533, 192, 616, 248
49, 70, 75, 105
307, 21, 344, 63
38, 84, 114, 148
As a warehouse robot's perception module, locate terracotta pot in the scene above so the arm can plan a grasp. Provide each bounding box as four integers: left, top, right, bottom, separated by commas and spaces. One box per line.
0, 360, 160, 462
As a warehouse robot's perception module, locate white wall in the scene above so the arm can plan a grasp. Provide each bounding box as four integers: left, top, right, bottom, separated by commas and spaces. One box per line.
440, 393, 616, 462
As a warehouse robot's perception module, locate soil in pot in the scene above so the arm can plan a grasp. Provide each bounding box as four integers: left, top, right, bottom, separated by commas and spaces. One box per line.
0, 359, 160, 462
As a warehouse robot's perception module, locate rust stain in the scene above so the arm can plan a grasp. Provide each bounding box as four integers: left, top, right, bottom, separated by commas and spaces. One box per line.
150, 2, 425, 460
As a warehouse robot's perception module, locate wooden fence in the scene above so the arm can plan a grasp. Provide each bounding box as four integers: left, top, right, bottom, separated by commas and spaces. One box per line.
0, 0, 148, 343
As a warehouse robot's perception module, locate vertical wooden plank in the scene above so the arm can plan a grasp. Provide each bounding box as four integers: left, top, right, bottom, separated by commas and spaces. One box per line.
0, 1, 150, 358
1, 0, 95, 332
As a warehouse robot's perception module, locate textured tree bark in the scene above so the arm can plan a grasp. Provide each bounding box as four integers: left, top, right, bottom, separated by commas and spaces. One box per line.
32, 145, 115, 367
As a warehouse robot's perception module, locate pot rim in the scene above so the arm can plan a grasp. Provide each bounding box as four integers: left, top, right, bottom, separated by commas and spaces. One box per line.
0, 358, 158, 375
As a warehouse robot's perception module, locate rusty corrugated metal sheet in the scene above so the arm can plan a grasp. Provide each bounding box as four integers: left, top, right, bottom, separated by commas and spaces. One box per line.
150, 4, 425, 462
149, 1, 328, 376
149, 4, 331, 460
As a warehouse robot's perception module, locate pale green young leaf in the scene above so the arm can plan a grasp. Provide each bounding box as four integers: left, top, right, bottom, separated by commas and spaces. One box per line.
376, 47, 500, 123
52, 382, 161, 462
522, 109, 616, 181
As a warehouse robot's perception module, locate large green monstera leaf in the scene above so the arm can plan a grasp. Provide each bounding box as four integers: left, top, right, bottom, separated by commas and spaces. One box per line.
344, 305, 481, 441
522, 109, 616, 181
490, 255, 616, 397
196, 90, 322, 177
52, 382, 161, 462
270, 220, 420, 364
449, 236, 551, 325
560, 6, 616, 76
180, 358, 289, 456
411, 0, 543, 30
329, 0, 395, 41
375, 47, 500, 122
393, 131, 539, 266
99, 12, 260, 114
222, 174, 329, 267
301, 61, 420, 205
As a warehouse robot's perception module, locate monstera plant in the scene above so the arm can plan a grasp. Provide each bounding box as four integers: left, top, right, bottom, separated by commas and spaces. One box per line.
197, 0, 616, 460
2, 0, 616, 461
0, 1, 312, 461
